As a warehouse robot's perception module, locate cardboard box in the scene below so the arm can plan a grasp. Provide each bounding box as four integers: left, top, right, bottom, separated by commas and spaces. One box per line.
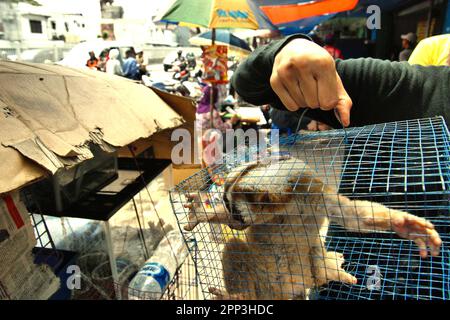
0, 61, 183, 195
172, 165, 202, 186
119, 89, 198, 167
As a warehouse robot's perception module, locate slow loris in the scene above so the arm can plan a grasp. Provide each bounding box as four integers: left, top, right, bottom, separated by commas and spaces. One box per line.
183, 157, 442, 300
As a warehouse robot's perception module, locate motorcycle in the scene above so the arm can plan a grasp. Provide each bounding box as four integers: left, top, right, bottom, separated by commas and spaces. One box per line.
186, 52, 197, 70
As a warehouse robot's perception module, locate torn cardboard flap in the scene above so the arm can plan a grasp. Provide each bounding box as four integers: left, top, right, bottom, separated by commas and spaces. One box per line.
0, 60, 184, 195
0, 147, 45, 201
151, 87, 197, 123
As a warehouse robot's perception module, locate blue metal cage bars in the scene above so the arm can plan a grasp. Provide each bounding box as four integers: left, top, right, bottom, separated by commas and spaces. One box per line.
170, 117, 450, 300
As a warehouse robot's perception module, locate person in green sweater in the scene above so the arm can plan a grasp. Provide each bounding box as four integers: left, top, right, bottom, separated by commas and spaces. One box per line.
231, 34, 450, 129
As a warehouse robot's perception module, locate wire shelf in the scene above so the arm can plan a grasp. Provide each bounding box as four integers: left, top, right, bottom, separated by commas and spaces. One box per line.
171, 117, 450, 300
24, 189, 64, 269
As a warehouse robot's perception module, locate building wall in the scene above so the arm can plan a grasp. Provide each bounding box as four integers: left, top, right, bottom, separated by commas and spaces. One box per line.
0, 0, 184, 46
48, 14, 90, 43
20, 14, 50, 41
0, 2, 21, 41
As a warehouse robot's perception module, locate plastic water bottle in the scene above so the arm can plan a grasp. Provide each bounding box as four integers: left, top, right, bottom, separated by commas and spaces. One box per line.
128, 230, 189, 300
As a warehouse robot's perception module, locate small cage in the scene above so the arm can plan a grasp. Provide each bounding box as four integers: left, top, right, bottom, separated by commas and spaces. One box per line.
170, 117, 450, 300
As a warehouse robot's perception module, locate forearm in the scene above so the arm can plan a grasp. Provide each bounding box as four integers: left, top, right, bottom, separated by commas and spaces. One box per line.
232, 35, 450, 128
335, 59, 450, 127
231, 34, 310, 106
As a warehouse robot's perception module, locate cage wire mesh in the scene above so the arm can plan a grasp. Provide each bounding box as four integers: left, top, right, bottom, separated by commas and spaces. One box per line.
170, 117, 450, 300
106, 152, 202, 301
115, 237, 201, 300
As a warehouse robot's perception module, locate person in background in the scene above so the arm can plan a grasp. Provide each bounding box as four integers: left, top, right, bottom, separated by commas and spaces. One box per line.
105, 48, 123, 76
323, 33, 344, 60
399, 32, 417, 61
122, 49, 140, 80
195, 84, 240, 167
86, 51, 98, 69
176, 50, 185, 63
135, 48, 147, 78
97, 49, 109, 72
408, 34, 450, 66
309, 33, 324, 47
196, 84, 239, 133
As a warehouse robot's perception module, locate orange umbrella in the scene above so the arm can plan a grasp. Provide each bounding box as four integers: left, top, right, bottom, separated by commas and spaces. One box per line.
261, 0, 359, 25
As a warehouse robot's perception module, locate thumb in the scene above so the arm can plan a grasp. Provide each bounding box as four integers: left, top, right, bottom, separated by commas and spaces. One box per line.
334, 75, 352, 127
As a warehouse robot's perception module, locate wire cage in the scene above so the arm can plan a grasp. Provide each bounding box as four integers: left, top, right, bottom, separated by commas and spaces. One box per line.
170, 116, 450, 300
114, 237, 201, 300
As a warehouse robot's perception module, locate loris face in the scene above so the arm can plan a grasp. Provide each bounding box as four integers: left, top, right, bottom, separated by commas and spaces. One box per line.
183, 158, 311, 232
222, 162, 297, 230
222, 191, 251, 230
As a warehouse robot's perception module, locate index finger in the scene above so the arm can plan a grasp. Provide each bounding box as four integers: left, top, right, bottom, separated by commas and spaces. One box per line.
334, 74, 353, 127
315, 61, 339, 111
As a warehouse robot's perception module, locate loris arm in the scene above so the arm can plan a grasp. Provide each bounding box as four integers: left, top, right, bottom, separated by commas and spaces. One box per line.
322, 193, 442, 258
182, 192, 232, 231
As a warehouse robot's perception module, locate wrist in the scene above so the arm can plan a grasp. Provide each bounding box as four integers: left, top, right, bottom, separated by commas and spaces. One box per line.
273, 34, 312, 61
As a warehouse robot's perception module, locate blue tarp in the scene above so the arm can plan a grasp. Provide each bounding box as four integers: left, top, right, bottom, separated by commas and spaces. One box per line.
277, 14, 338, 35
196, 30, 252, 51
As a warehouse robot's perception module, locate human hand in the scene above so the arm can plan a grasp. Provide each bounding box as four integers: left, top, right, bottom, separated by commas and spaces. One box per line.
270, 38, 353, 127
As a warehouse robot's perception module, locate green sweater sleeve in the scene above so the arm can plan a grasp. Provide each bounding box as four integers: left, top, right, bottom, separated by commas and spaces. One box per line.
231, 36, 450, 128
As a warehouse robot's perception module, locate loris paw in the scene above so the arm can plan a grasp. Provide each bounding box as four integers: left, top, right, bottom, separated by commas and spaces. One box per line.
324, 251, 357, 285
183, 192, 209, 231
182, 192, 229, 231
357, 203, 442, 258
208, 287, 247, 300
390, 211, 441, 258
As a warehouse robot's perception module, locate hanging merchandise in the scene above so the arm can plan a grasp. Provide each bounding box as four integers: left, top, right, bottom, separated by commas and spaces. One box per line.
201, 45, 229, 84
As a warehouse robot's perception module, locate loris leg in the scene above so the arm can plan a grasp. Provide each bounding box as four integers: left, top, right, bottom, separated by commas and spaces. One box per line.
212, 238, 260, 300
324, 194, 442, 258
208, 287, 248, 300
